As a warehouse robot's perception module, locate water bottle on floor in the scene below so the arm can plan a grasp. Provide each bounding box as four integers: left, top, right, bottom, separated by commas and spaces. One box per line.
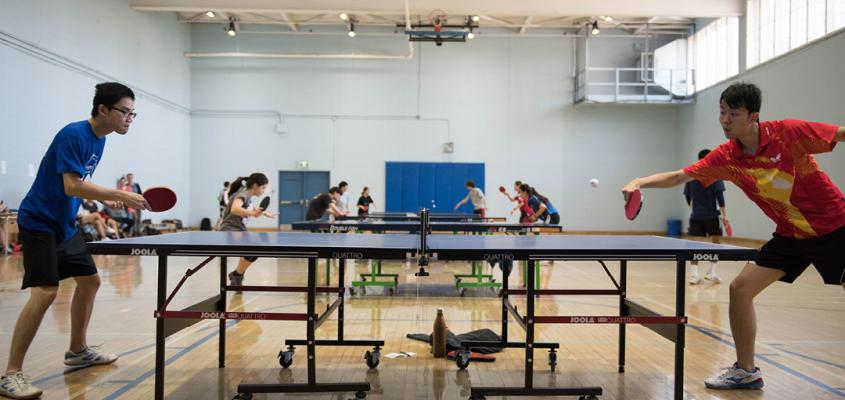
433, 308, 447, 358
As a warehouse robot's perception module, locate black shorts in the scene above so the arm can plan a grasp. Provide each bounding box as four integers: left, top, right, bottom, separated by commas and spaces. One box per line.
19, 227, 98, 289
548, 213, 561, 225
688, 218, 722, 237
756, 227, 845, 285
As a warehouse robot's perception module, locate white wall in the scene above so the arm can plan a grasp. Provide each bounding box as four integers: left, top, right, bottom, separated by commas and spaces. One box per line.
678, 29, 845, 240
189, 25, 684, 230
0, 0, 192, 222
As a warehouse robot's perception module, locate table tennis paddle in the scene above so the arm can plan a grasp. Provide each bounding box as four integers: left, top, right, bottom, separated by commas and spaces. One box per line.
624, 189, 643, 221
258, 196, 271, 211
498, 186, 506, 193
143, 187, 177, 212
724, 220, 733, 236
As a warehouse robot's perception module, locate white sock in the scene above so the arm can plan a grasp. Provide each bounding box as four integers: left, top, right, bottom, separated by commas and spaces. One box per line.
690, 263, 700, 276
708, 262, 717, 275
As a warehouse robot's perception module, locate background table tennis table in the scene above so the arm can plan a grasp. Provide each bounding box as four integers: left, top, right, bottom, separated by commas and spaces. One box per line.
339, 211, 505, 222
291, 219, 563, 295
87, 230, 757, 400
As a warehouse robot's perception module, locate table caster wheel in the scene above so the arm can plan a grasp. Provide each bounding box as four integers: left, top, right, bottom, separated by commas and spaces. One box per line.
455, 350, 471, 370
353, 390, 368, 399
278, 348, 295, 368
233, 393, 253, 400
365, 349, 380, 368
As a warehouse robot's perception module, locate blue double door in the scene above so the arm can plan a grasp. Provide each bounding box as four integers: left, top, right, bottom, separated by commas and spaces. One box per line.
385, 162, 485, 213
278, 171, 331, 225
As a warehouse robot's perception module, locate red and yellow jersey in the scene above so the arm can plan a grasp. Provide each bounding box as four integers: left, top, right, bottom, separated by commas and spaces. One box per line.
684, 119, 844, 238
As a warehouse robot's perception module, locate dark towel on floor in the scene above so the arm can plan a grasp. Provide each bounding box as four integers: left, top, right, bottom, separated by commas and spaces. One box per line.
406, 328, 503, 354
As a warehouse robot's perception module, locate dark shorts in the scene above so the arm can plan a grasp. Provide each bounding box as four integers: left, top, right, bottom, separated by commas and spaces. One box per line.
688, 218, 722, 237
548, 213, 561, 225
221, 227, 258, 262
19, 227, 98, 289
756, 226, 845, 285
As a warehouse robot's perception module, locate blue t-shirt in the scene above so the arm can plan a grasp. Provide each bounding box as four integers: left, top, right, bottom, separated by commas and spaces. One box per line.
683, 180, 725, 220
18, 121, 106, 242
527, 195, 545, 219
544, 199, 559, 215
528, 195, 558, 219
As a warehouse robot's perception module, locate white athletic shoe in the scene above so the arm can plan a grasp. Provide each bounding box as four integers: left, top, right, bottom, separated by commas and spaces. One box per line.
705, 363, 764, 389
705, 272, 722, 284
0, 372, 42, 399
689, 274, 701, 285
64, 346, 118, 366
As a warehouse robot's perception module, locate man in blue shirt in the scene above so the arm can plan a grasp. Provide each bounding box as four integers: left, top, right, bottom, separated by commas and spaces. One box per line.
0, 83, 148, 400
683, 149, 730, 285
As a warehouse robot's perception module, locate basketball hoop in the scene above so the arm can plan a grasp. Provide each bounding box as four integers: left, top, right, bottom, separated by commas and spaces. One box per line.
429, 9, 447, 32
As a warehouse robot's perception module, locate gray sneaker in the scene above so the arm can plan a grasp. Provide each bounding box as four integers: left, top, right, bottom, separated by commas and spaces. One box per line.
64, 346, 118, 367
0, 372, 43, 399
228, 271, 244, 286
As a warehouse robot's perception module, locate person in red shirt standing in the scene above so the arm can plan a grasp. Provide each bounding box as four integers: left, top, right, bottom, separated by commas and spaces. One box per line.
622, 82, 845, 390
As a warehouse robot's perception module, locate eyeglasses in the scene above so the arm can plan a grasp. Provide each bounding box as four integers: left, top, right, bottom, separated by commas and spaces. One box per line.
109, 106, 137, 120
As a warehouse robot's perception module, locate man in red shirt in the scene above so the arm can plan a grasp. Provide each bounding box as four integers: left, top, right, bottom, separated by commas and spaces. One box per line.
622, 82, 845, 390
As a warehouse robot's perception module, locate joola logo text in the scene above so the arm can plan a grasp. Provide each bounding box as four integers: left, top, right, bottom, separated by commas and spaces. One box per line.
332, 252, 364, 259
692, 253, 719, 261
483, 254, 515, 261
571, 317, 595, 323
130, 248, 157, 256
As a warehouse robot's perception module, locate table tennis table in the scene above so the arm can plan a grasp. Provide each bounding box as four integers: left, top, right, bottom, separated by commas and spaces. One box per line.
292, 219, 562, 295
87, 211, 757, 400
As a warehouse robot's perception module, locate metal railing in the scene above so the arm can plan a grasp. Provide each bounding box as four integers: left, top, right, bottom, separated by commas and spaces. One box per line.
575, 67, 695, 104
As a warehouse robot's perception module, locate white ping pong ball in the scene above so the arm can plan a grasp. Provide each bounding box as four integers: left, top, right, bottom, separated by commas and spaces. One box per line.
589, 178, 600, 188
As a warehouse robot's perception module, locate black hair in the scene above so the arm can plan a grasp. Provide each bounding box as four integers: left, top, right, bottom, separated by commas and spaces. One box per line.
91, 82, 135, 118
514, 181, 522, 186
466, 180, 475, 188
531, 187, 549, 204
720, 82, 762, 114
223, 181, 230, 187
518, 183, 549, 204
362, 186, 369, 194
698, 149, 711, 160
329, 186, 339, 194
228, 173, 268, 197
339, 181, 348, 188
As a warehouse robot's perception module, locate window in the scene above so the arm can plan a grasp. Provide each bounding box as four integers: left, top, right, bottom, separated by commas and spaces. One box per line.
748, 0, 845, 68
689, 17, 739, 92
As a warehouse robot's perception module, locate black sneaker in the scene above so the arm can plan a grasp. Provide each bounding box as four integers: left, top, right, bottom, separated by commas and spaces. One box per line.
228, 271, 244, 286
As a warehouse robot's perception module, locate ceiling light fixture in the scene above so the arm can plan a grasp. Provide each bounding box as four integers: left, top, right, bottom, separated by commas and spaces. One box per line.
227, 18, 237, 36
